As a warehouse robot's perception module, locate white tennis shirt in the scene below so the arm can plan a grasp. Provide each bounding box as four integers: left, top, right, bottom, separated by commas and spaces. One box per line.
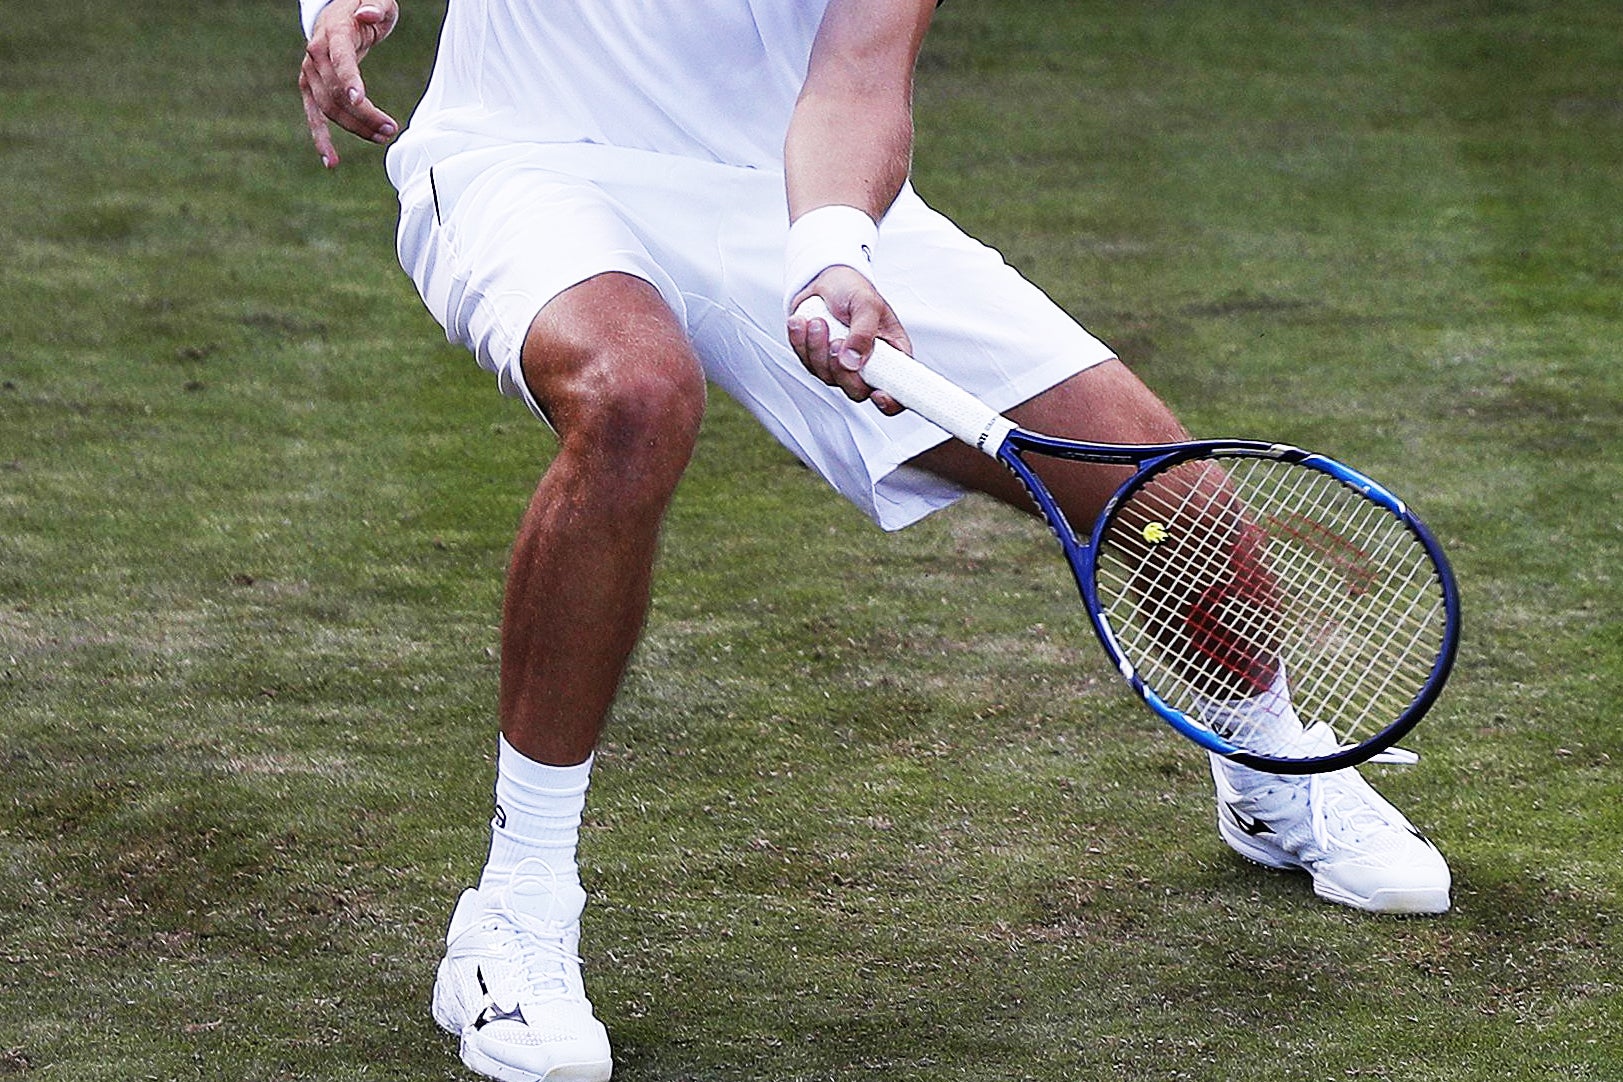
387, 0, 833, 182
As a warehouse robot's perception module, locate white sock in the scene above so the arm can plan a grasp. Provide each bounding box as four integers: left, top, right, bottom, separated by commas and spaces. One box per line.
1200, 669, 1295, 755
1199, 669, 1338, 759
480, 735, 592, 915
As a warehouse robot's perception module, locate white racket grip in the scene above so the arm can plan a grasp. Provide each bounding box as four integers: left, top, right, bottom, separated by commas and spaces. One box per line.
793, 298, 1015, 456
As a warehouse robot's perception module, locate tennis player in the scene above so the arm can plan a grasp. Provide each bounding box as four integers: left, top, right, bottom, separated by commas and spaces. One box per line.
298, 2, 1451, 1078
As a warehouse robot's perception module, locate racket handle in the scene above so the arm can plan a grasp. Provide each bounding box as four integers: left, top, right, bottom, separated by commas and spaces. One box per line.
793, 298, 1015, 456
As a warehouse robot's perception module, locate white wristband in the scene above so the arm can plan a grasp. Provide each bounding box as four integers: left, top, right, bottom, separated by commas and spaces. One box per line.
301, 0, 338, 39
783, 205, 879, 315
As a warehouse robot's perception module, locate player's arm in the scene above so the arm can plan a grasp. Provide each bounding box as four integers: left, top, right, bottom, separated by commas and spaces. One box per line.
298, 0, 401, 168
784, 0, 938, 412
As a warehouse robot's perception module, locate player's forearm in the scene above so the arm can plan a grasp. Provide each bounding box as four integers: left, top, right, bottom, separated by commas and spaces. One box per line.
785, 0, 935, 223
784, 92, 915, 224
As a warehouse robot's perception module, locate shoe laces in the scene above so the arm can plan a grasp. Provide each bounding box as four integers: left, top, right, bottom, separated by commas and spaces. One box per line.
485, 861, 585, 1002
1225, 750, 1413, 858
1305, 769, 1401, 855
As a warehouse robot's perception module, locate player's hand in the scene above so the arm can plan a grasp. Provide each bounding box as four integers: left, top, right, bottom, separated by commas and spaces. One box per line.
299, 0, 401, 168
786, 266, 910, 416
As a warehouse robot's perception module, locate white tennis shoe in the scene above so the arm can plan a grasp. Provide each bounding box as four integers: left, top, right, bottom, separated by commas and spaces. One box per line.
431, 867, 613, 1082
1210, 756, 1451, 914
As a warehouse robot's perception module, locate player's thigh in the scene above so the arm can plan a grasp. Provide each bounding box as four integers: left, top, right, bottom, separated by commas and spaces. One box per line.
395, 149, 705, 456
911, 359, 1190, 527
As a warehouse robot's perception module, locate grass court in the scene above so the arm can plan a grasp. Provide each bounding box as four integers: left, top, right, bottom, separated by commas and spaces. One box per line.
1, 1, 1620, 1078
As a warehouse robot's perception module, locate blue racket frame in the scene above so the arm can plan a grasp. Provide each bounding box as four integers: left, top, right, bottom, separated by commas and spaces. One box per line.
994, 431, 1462, 774
792, 296, 1461, 774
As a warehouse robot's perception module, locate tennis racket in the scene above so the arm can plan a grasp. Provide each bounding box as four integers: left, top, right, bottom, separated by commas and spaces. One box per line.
797, 299, 1460, 774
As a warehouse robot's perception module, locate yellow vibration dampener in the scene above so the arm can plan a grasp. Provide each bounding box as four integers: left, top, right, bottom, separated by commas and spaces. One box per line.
1142, 522, 1169, 544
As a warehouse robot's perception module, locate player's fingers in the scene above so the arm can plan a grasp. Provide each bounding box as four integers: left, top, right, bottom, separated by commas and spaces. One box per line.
343, 88, 399, 145
788, 296, 838, 380
786, 302, 829, 371
786, 312, 814, 370
787, 281, 911, 408
791, 311, 872, 403
321, 19, 366, 106
802, 314, 842, 387
301, 9, 398, 139
826, 331, 874, 403
797, 305, 873, 403
837, 296, 881, 378
870, 390, 904, 416
300, 70, 341, 167
318, 35, 398, 143
354, 2, 401, 43
303, 42, 355, 133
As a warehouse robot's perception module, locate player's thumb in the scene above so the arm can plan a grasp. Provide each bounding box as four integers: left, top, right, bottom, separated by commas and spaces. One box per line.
837, 301, 882, 372
355, 2, 399, 38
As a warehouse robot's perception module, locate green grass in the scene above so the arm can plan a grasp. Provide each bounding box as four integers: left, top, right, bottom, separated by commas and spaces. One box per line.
2, 0, 1620, 1078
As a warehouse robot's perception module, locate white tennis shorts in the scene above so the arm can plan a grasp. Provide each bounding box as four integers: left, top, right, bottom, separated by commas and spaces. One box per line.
392, 142, 1115, 530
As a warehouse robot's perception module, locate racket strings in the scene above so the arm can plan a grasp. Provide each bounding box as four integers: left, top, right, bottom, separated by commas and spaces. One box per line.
1096, 463, 1270, 696
1213, 466, 1437, 735
1094, 455, 1449, 754
1287, 507, 1447, 725
1249, 486, 1422, 715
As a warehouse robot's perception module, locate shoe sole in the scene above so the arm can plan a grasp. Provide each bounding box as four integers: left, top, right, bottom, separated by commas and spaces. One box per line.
461, 1040, 612, 1082
1218, 819, 1450, 916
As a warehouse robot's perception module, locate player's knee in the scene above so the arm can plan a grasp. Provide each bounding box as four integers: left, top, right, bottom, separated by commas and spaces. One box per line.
529, 337, 705, 519
521, 276, 707, 489
569, 362, 706, 473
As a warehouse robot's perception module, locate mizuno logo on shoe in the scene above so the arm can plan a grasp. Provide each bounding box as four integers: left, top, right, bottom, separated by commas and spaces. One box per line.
473, 966, 526, 1030
1226, 805, 1274, 837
